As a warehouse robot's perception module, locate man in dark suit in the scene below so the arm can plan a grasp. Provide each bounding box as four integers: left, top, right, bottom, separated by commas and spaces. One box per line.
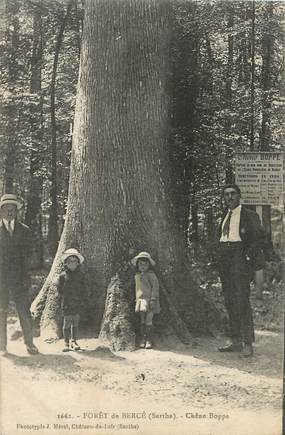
217, 184, 265, 357
0, 194, 38, 356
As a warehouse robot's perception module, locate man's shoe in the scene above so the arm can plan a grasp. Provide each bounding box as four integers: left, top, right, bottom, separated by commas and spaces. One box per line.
0, 348, 7, 357
70, 341, 80, 351
240, 344, 253, 358
145, 340, 152, 349
62, 343, 70, 352
26, 344, 39, 355
139, 338, 146, 348
218, 343, 242, 352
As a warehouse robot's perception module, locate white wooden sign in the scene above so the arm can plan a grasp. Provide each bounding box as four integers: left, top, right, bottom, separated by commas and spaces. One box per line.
235, 152, 284, 206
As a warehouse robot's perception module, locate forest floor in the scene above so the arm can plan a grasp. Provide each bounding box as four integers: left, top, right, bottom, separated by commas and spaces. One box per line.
0, 316, 283, 435
1, 245, 284, 435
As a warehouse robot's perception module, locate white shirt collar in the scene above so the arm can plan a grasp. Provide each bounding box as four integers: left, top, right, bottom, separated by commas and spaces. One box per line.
2, 219, 15, 231
227, 204, 241, 215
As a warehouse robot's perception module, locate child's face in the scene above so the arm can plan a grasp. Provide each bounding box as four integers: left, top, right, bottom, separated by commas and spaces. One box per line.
137, 259, 150, 272
65, 256, 80, 271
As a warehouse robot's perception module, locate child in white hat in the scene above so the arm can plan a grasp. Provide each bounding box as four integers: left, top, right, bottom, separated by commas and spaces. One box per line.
56, 248, 86, 352
131, 252, 160, 349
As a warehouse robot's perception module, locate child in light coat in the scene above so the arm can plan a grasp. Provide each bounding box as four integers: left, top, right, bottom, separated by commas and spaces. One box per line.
131, 252, 160, 349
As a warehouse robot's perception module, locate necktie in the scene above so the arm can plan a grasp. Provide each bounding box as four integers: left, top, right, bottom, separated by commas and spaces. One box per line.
222, 211, 232, 238
7, 221, 13, 236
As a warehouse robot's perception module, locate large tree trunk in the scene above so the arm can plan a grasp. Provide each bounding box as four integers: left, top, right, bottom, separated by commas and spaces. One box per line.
32, 0, 220, 348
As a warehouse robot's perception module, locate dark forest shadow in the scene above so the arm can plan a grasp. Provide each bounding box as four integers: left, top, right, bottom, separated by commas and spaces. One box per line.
155, 329, 283, 379
5, 352, 81, 375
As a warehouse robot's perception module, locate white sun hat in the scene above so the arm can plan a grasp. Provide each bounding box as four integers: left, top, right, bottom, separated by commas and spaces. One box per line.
62, 248, 84, 264
0, 194, 22, 210
131, 251, 156, 267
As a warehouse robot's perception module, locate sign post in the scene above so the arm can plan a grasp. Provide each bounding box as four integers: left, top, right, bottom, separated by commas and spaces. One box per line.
255, 206, 263, 297
235, 152, 284, 297
235, 152, 284, 207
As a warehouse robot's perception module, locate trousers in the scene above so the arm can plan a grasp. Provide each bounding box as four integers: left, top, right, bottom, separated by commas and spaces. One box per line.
139, 310, 154, 326
0, 294, 34, 350
218, 242, 255, 344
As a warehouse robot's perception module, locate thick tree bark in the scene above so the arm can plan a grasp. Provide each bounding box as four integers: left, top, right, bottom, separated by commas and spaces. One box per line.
32, 0, 220, 347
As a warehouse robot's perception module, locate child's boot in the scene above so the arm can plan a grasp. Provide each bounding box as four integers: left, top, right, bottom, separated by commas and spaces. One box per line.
139, 324, 146, 348
145, 326, 153, 349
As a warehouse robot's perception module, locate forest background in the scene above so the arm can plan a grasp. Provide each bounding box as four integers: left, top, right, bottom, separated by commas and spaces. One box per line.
0, 0, 284, 343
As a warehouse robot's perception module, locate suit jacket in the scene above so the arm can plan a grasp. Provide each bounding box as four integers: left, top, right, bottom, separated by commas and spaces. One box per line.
217, 206, 265, 271
0, 220, 32, 308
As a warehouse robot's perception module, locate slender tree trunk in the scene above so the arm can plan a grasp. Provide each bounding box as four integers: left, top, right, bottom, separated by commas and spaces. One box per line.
189, 195, 199, 247
170, 2, 200, 245
225, 5, 234, 183
48, 1, 73, 256
205, 207, 215, 244
4, 0, 20, 192
25, 4, 44, 269
260, 2, 275, 249
260, 2, 273, 151
4, 109, 17, 193
32, 0, 221, 347
74, 0, 82, 59
250, 0, 256, 150
205, 34, 214, 94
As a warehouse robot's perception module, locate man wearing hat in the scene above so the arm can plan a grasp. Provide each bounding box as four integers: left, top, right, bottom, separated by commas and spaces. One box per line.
0, 193, 38, 356
217, 184, 265, 358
